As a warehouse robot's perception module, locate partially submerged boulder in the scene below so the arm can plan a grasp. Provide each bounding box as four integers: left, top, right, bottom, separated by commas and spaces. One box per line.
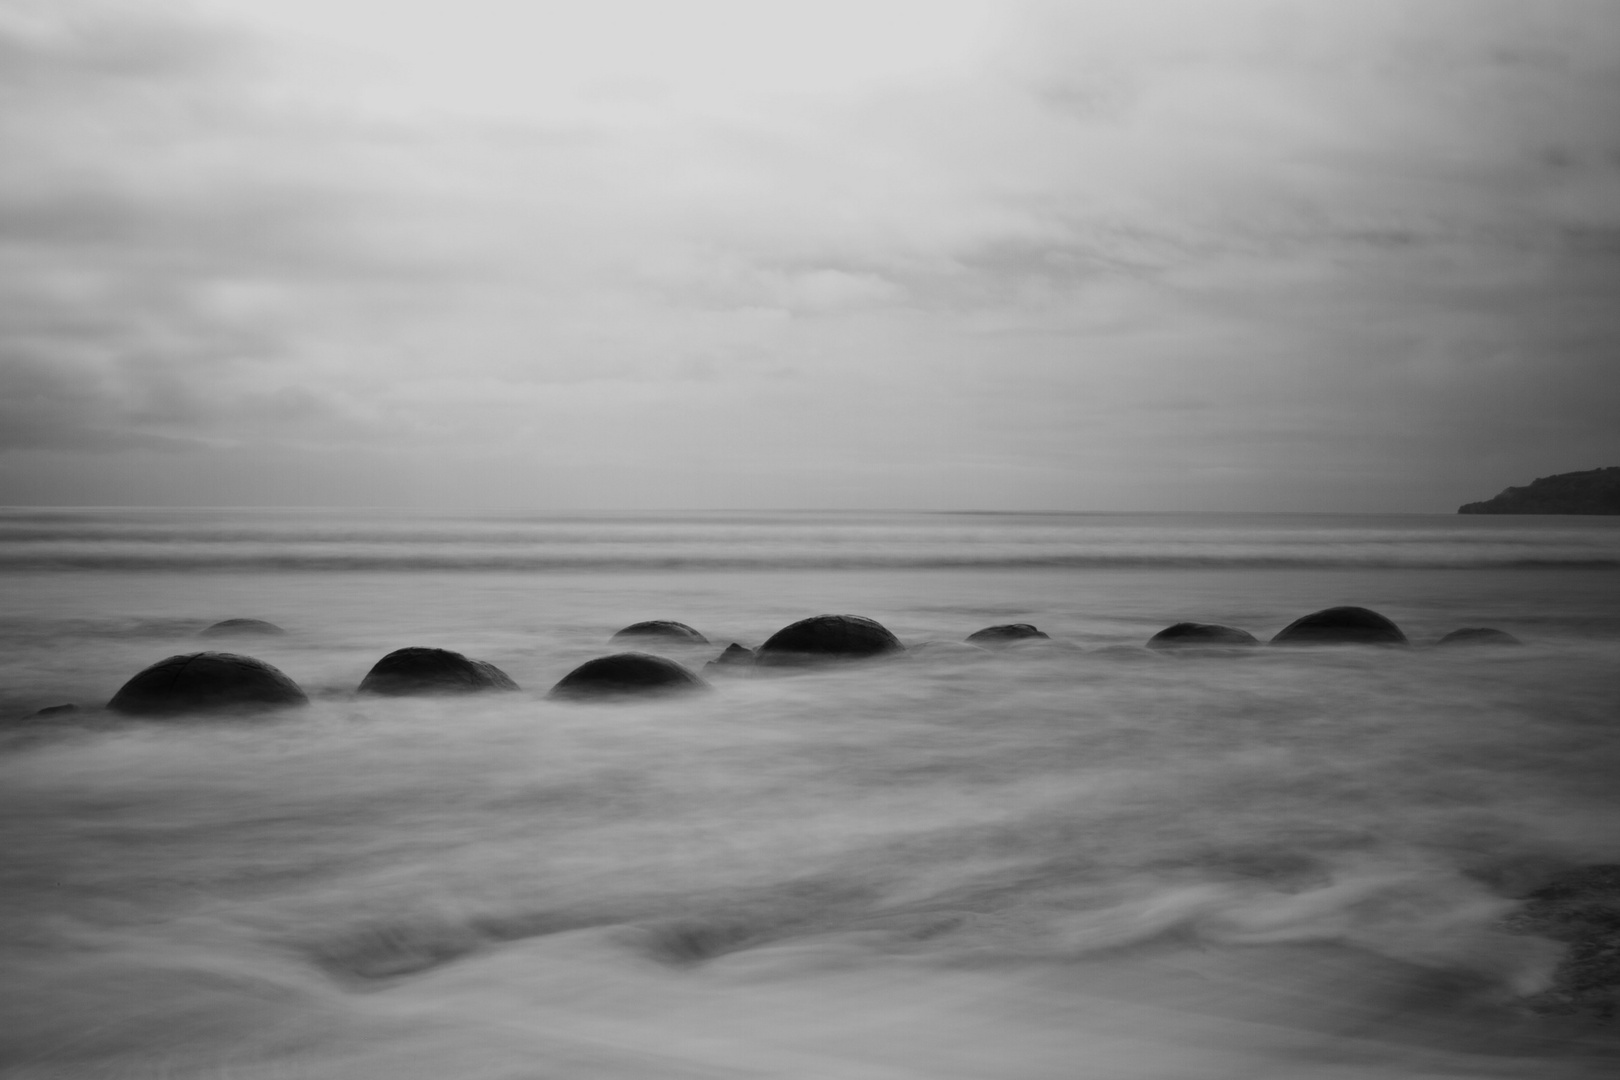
1269, 606, 1409, 647
1146, 622, 1260, 651
200, 618, 286, 638
1436, 627, 1522, 647
755, 614, 904, 668
107, 652, 309, 717
609, 620, 709, 645
19, 703, 82, 722
549, 652, 709, 700
965, 623, 1050, 647
703, 642, 756, 677
357, 647, 519, 697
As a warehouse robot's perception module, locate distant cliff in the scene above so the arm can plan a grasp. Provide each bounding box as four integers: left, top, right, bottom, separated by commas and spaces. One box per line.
1458, 467, 1620, 514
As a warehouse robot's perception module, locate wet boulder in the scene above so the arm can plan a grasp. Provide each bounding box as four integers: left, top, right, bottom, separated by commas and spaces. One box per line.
965, 623, 1050, 647
19, 703, 82, 722
6, 703, 101, 743
200, 618, 286, 638
702, 642, 756, 677
107, 652, 309, 717
1436, 627, 1522, 647
1269, 606, 1409, 647
1146, 622, 1260, 651
609, 620, 709, 645
549, 652, 709, 700
755, 614, 905, 668
357, 647, 519, 697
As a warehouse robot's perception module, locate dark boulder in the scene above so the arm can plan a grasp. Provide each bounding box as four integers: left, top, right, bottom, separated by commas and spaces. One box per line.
1269, 606, 1409, 647
1436, 627, 1522, 647
1146, 622, 1260, 650
107, 652, 309, 717
965, 623, 1050, 647
548, 652, 709, 700
357, 647, 519, 697
1504, 865, 1620, 1019
755, 614, 905, 668
702, 642, 756, 677
18, 703, 83, 723
200, 618, 286, 638
610, 620, 709, 645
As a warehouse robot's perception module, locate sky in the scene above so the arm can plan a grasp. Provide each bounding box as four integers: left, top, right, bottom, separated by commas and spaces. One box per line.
1, 0, 1618, 512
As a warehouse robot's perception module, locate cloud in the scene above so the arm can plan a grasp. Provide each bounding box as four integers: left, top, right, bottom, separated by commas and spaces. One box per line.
1, 0, 1618, 510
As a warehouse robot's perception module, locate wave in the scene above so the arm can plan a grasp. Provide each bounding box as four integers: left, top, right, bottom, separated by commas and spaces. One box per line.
2, 510, 1617, 572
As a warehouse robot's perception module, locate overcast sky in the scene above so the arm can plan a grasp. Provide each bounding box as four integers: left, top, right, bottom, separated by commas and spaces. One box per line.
2, 0, 1617, 512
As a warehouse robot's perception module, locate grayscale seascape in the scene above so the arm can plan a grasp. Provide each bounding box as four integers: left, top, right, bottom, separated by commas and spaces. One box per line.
3, 508, 1618, 1078
7, 0, 1620, 1076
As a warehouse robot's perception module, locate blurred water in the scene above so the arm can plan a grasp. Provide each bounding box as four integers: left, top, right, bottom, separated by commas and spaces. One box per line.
2, 507, 1619, 570
2, 510, 1618, 1078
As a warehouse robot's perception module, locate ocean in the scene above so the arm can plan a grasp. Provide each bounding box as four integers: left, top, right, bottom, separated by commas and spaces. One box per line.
2, 508, 1618, 1079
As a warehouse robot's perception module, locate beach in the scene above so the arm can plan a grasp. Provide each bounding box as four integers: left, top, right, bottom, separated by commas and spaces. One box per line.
2, 509, 1618, 1078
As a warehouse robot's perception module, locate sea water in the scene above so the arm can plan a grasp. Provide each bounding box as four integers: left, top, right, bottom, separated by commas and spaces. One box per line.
1, 509, 1618, 1079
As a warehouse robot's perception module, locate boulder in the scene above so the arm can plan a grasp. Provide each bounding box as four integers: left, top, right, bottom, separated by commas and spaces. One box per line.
107, 652, 309, 717
21, 703, 82, 721
357, 647, 519, 697
609, 620, 709, 645
1436, 627, 1522, 647
965, 623, 1050, 647
1146, 622, 1260, 651
548, 652, 710, 700
754, 614, 905, 668
702, 642, 756, 677
200, 618, 286, 637
1269, 606, 1409, 647
1503, 864, 1620, 1019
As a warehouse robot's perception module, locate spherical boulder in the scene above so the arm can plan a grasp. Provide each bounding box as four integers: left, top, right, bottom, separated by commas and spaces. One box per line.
200, 618, 286, 638
107, 652, 309, 717
1435, 627, 1522, 647
1146, 622, 1260, 651
1269, 606, 1408, 647
609, 620, 709, 645
356, 647, 519, 697
702, 642, 756, 677
965, 623, 1050, 647
754, 614, 904, 668
548, 652, 709, 700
